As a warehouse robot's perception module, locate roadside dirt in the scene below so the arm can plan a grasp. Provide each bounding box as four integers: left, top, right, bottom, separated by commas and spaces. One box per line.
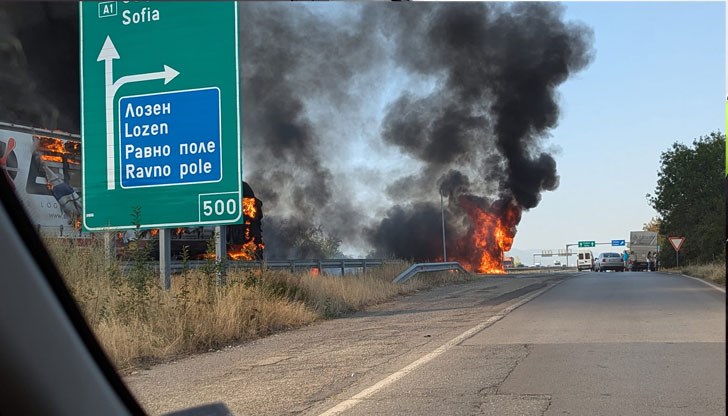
125, 273, 570, 415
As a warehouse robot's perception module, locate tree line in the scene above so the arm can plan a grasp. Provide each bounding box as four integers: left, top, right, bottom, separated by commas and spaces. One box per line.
647, 132, 725, 267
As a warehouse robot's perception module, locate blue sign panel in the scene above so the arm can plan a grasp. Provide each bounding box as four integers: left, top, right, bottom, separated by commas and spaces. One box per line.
611, 239, 626, 246
118, 87, 222, 188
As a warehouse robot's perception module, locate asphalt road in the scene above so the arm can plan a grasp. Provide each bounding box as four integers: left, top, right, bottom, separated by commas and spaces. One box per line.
126, 271, 725, 415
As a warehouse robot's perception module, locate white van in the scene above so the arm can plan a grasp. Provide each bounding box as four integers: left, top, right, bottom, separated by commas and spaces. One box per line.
577, 250, 594, 271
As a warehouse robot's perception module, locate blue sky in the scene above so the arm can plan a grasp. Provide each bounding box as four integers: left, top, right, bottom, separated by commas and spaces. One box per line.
254, 2, 724, 260
509, 1, 725, 259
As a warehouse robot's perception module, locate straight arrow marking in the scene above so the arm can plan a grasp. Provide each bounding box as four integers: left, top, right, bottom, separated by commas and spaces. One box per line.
98, 36, 119, 190
98, 36, 180, 190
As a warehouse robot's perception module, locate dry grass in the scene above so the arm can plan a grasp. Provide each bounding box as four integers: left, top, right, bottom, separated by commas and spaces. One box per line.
678, 262, 725, 286
43, 239, 477, 372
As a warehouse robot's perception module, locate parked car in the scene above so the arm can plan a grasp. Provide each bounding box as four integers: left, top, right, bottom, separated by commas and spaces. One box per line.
594, 252, 625, 272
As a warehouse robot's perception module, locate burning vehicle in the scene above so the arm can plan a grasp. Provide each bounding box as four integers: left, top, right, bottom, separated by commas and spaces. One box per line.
0, 122, 264, 260
0, 122, 82, 237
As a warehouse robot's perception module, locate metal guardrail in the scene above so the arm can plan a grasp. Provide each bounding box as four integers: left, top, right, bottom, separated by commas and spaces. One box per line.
138, 258, 395, 275
125, 260, 576, 277
392, 262, 469, 284
228, 259, 388, 274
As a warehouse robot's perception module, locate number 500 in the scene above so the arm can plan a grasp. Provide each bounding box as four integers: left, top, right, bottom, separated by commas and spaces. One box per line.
202, 198, 237, 217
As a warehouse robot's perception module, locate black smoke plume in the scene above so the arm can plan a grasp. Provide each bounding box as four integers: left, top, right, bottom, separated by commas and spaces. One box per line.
367, 3, 593, 265
0, 3, 78, 132
0, 3, 593, 262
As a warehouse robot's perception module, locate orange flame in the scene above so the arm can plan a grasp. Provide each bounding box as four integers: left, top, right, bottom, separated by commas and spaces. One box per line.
197, 252, 216, 260
40, 154, 64, 163
36, 136, 81, 168
150, 229, 159, 237
194, 197, 264, 260
455, 198, 520, 274
243, 197, 257, 218
310, 268, 320, 277
224, 197, 264, 260
35, 136, 79, 154
227, 241, 264, 260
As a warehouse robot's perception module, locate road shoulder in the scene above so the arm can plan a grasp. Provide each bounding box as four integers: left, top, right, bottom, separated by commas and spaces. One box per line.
125, 272, 570, 415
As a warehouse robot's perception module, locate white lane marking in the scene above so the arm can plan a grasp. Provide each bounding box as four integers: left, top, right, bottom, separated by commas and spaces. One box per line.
317, 282, 559, 416
680, 274, 726, 293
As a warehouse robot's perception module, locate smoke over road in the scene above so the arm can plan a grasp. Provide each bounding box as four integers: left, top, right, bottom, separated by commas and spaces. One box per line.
367, 3, 593, 270
0, 2, 593, 264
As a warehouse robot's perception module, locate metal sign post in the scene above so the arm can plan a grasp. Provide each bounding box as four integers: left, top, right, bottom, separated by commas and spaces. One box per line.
215, 226, 227, 285
103, 231, 115, 268
565, 243, 578, 267
159, 228, 171, 289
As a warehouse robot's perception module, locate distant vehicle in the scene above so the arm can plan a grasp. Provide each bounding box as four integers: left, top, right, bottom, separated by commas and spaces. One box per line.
595, 252, 625, 272
628, 231, 659, 271
577, 250, 594, 271
553, 260, 561, 266
503, 256, 515, 268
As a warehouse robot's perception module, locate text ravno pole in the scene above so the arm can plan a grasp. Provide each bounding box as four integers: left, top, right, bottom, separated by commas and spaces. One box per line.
80, 2, 243, 230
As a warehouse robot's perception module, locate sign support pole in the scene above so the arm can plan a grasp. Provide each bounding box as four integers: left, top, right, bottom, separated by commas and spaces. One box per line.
215, 225, 227, 285
159, 228, 171, 290
103, 231, 115, 268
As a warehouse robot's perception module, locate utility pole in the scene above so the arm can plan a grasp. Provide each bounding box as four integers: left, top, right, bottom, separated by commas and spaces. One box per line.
440, 191, 447, 262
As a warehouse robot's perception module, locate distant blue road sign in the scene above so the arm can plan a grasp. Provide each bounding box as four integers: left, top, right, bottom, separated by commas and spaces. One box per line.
611, 239, 626, 246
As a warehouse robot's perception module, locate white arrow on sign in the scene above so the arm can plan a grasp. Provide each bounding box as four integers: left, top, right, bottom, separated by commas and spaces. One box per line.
668, 236, 685, 252
97, 36, 180, 190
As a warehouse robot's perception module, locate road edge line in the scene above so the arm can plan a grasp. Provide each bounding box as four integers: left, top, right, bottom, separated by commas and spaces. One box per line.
679, 273, 726, 293
316, 279, 563, 416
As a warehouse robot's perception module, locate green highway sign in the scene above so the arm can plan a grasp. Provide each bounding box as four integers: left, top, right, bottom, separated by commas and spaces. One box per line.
80, 2, 242, 230
578, 241, 596, 248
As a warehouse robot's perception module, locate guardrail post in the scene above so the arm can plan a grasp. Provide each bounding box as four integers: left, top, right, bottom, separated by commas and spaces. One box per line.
340, 259, 345, 276
363, 259, 367, 274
